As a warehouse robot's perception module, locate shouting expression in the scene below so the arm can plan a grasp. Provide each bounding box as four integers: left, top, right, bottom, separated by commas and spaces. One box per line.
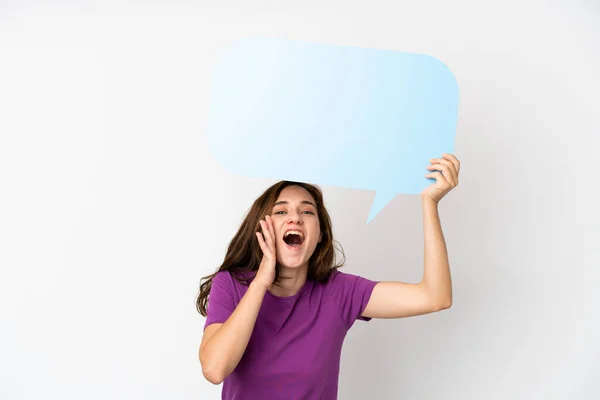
269, 185, 322, 270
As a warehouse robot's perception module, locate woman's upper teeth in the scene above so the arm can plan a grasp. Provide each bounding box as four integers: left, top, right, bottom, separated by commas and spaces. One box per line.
284, 230, 304, 238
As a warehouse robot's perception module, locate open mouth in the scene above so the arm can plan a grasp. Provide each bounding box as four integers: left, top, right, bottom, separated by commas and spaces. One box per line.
283, 230, 305, 248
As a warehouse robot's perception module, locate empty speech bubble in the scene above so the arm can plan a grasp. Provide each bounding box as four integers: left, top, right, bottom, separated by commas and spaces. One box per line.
206, 36, 459, 223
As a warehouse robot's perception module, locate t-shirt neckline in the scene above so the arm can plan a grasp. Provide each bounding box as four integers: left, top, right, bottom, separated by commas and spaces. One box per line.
265, 278, 311, 302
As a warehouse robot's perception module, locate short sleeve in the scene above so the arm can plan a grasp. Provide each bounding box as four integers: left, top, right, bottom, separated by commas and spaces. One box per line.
203, 271, 237, 331
328, 270, 379, 329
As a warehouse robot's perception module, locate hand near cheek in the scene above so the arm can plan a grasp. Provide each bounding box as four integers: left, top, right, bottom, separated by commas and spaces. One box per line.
254, 215, 277, 289
422, 153, 461, 204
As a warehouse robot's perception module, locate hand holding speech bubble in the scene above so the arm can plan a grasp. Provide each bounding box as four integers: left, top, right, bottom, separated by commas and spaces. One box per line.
206, 36, 459, 223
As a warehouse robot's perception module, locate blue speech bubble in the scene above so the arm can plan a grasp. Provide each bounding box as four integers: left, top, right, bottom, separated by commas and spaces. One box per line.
206, 36, 459, 223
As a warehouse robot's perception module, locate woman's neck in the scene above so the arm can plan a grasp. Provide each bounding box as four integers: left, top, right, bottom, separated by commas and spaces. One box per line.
268, 264, 309, 297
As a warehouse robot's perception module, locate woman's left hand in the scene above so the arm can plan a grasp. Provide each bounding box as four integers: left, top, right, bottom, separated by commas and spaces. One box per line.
421, 153, 461, 204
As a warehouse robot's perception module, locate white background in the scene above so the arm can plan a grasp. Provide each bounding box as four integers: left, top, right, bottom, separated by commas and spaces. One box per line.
1, 1, 598, 399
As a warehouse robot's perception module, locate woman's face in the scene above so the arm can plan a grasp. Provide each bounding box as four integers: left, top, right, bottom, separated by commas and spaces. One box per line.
269, 185, 322, 270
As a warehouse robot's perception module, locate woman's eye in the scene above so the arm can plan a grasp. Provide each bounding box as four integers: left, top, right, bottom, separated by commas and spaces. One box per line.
272, 210, 314, 215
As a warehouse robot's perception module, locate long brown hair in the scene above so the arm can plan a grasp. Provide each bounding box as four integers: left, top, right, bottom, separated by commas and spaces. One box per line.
196, 180, 345, 316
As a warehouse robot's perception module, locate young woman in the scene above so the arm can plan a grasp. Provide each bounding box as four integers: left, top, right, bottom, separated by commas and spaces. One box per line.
197, 153, 460, 399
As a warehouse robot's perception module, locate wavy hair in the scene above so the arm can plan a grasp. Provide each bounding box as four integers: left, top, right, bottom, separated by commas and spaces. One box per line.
196, 180, 345, 316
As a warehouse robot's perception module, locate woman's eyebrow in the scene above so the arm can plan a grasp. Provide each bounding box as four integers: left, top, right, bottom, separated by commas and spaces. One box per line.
274, 200, 317, 208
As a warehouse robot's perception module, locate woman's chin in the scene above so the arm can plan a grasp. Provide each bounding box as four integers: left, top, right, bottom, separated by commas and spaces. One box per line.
277, 244, 313, 270
277, 257, 307, 270
279, 262, 302, 269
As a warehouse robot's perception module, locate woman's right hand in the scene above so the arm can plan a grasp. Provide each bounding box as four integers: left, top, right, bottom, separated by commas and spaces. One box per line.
254, 215, 277, 289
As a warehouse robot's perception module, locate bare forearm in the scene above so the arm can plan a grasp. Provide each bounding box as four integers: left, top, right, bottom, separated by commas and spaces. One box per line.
421, 197, 452, 307
201, 282, 267, 383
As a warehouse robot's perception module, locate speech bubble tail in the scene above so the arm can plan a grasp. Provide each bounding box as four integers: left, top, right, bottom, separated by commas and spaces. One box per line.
367, 191, 397, 224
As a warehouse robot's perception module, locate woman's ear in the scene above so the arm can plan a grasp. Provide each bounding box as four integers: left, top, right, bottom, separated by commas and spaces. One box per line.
318, 233, 322, 243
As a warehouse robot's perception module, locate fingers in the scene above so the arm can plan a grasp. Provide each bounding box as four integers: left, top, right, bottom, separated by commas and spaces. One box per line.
427, 162, 455, 186
255, 231, 269, 255
425, 171, 450, 188
443, 153, 460, 174
258, 216, 276, 253
266, 215, 276, 247
428, 154, 459, 186
259, 220, 272, 249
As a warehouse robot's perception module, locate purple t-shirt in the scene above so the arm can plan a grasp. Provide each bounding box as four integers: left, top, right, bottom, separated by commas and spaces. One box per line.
203, 269, 379, 400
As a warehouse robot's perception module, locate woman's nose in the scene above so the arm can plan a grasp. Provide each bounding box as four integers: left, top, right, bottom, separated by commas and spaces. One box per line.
287, 212, 302, 223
